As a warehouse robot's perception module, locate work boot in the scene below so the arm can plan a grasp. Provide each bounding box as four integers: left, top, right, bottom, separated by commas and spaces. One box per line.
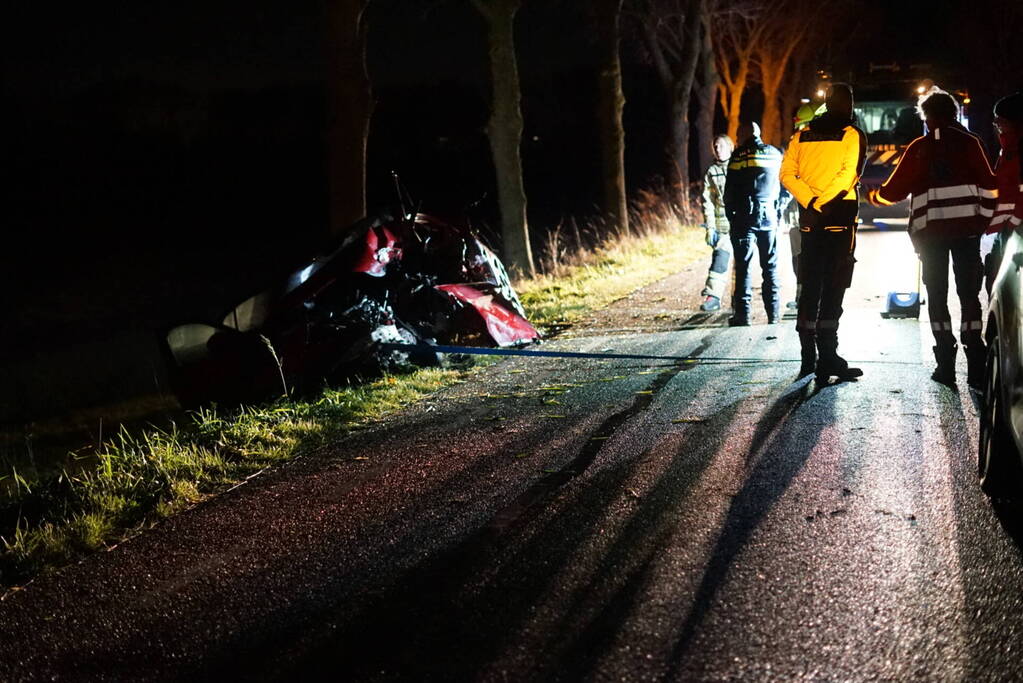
816, 336, 862, 381
816, 353, 863, 381
931, 344, 958, 386
798, 339, 817, 379
700, 295, 721, 312
727, 316, 751, 327
965, 343, 986, 391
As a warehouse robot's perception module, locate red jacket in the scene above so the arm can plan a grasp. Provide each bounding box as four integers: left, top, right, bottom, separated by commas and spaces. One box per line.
869, 123, 997, 239
989, 150, 1023, 233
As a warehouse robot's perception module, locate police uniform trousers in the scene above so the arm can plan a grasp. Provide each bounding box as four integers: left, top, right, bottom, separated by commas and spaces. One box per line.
918, 235, 984, 350
796, 225, 856, 357
730, 225, 779, 322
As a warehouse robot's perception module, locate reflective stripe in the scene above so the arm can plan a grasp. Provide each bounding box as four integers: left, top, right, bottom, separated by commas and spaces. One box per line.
961, 321, 983, 331
818, 320, 839, 330
990, 214, 1012, 227
925, 204, 981, 221
1012, 216, 1023, 227
797, 320, 817, 330
980, 207, 994, 217
931, 321, 953, 331
996, 203, 1014, 211
982, 187, 999, 199
930, 184, 979, 201
729, 158, 782, 170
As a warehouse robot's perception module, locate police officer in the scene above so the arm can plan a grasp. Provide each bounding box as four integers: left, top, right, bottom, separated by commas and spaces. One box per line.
699, 134, 735, 312
724, 120, 784, 326
780, 83, 867, 380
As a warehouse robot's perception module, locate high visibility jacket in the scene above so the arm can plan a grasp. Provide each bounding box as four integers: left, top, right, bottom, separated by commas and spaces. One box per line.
701, 159, 728, 233
723, 136, 783, 228
989, 150, 1023, 233
869, 123, 997, 239
780, 112, 867, 229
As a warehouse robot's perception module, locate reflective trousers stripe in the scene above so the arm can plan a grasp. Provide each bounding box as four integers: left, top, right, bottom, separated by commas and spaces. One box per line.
961, 320, 983, 332
931, 321, 954, 331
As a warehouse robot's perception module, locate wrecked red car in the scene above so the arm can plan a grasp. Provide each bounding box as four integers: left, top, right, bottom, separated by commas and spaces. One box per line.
165, 212, 539, 405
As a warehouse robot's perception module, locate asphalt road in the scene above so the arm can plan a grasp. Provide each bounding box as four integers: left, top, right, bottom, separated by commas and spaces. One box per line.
3, 229, 1023, 682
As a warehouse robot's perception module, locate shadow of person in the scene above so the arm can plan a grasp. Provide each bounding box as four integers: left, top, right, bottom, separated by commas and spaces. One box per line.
666, 377, 840, 673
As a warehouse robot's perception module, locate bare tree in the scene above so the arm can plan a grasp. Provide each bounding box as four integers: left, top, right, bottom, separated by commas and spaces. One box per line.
693, 5, 718, 175
326, 0, 373, 238
712, 1, 763, 143
594, 0, 629, 235
472, 0, 535, 279
629, 0, 707, 211
755, 3, 816, 147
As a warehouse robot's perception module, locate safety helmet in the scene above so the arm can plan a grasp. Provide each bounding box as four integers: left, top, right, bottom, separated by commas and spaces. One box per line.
793, 103, 818, 130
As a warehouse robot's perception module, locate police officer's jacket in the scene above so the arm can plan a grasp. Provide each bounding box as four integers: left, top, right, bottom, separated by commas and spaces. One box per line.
780, 112, 867, 230
723, 136, 783, 229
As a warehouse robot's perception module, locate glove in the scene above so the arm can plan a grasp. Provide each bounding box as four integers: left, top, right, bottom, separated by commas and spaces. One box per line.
705, 227, 719, 248
807, 196, 821, 213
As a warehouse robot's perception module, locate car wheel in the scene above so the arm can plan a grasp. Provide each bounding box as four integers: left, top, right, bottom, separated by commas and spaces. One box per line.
978, 337, 1022, 497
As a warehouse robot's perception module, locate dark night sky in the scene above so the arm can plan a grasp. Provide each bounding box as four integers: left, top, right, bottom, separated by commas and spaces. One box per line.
3, 1, 967, 99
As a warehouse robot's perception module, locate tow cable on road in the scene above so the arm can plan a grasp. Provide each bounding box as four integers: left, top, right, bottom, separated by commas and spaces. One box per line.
380, 342, 798, 364
380, 343, 920, 366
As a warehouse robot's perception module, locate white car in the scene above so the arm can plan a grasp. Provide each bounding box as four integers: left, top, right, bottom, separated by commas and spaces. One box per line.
979, 227, 1023, 496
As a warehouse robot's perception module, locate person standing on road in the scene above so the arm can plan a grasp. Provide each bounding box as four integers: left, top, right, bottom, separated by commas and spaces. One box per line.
784, 103, 820, 312
723, 120, 784, 326
699, 134, 736, 312
867, 89, 997, 388
985, 92, 1023, 294
780, 83, 867, 381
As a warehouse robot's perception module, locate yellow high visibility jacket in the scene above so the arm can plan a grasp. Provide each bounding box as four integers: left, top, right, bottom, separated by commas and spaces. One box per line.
780, 113, 867, 228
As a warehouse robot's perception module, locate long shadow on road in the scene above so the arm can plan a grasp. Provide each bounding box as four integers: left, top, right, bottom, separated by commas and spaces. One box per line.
218, 339, 757, 680
665, 377, 830, 677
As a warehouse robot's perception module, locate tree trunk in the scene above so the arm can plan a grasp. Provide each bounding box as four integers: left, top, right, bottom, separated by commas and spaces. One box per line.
644, 0, 703, 214
694, 8, 718, 175
326, 0, 373, 239
594, 0, 629, 236
669, 97, 691, 210
474, 0, 534, 279
761, 82, 782, 147
722, 74, 744, 144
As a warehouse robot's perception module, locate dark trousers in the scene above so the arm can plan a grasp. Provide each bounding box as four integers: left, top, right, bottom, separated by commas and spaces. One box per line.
730, 226, 778, 321
918, 235, 983, 349
796, 226, 856, 356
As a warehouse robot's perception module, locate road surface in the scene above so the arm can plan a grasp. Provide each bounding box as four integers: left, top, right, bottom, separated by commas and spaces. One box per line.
2, 228, 1023, 682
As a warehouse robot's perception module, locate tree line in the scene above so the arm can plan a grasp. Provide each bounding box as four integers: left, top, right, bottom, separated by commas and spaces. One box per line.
329, 0, 852, 279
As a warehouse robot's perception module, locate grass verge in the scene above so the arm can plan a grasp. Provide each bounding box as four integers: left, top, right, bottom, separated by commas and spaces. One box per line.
1, 215, 704, 590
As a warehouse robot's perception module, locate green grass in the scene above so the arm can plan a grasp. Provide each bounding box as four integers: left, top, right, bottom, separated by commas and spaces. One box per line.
1, 215, 705, 589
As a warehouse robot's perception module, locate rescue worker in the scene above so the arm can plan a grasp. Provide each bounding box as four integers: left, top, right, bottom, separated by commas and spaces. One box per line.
985, 92, 1023, 294
867, 89, 997, 388
785, 103, 820, 311
724, 121, 784, 326
699, 134, 735, 311
780, 83, 867, 381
